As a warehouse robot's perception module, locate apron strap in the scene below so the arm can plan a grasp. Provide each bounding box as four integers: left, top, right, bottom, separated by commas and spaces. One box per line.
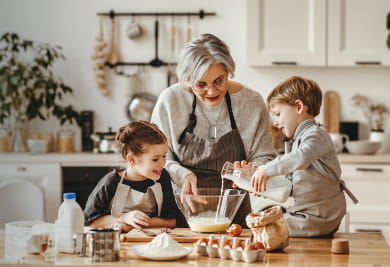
178, 92, 237, 144
150, 182, 163, 217
225, 92, 237, 130
178, 95, 197, 144
340, 179, 359, 204
111, 171, 130, 218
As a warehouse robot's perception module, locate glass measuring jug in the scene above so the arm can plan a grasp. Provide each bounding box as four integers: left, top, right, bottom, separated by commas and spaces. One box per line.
221, 161, 292, 203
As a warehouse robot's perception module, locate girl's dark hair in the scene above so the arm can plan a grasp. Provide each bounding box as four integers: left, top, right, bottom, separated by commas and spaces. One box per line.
116, 120, 167, 159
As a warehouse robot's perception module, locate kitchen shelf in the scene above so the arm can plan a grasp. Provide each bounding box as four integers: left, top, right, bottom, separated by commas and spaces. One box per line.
97, 9, 216, 70
97, 10, 216, 19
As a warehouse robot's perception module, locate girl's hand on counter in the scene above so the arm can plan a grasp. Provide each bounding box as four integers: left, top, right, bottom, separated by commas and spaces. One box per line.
120, 210, 151, 229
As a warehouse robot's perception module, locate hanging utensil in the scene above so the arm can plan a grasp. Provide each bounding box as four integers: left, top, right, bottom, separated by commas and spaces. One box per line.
108, 12, 119, 65
92, 15, 109, 96
170, 16, 176, 54
149, 18, 166, 67
127, 15, 143, 40
186, 15, 192, 42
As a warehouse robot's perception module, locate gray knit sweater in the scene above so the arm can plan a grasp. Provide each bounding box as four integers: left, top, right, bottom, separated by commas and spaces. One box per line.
151, 83, 275, 186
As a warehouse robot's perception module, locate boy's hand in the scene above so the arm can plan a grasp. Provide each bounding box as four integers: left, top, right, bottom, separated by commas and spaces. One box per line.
250, 165, 270, 192
232, 160, 256, 188
120, 210, 151, 229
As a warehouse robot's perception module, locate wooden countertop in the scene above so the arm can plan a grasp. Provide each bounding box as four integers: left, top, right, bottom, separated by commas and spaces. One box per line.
1, 229, 390, 266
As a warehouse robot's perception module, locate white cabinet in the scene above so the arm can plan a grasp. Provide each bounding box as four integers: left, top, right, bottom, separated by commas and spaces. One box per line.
247, 0, 390, 66
247, 0, 326, 66
0, 163, 61, 223
341, 163, 390, 232
328, 0, 390, 66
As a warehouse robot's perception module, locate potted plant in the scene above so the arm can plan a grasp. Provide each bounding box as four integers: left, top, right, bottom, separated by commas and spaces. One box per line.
387, 12, 390, 50
0, 32, 81, 152
351, 94, 389, 152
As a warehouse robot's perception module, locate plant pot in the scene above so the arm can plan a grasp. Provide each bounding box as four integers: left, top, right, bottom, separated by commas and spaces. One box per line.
369, 129, 385, 153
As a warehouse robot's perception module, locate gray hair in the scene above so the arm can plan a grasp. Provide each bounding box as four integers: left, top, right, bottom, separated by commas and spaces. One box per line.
176, 33, 235, 90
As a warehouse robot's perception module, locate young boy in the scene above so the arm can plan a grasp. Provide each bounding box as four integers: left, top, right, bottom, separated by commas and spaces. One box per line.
251, 76, 357, 237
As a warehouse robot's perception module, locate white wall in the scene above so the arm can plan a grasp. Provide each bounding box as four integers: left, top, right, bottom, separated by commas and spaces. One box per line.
1, 0, 390, 151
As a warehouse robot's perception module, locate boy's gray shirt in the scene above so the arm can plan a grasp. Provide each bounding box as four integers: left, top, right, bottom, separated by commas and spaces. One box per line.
266, 118, 341, 197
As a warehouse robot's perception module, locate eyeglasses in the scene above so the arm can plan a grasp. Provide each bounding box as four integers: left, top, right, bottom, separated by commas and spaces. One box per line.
192, 76, 227, 93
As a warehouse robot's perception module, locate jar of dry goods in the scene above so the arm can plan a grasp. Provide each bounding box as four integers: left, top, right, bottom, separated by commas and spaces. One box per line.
57, 128, 75, 153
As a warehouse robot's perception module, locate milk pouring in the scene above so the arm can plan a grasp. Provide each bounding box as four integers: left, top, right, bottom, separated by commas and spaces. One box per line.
221, 161, 292, 203
55, 193, 84, 253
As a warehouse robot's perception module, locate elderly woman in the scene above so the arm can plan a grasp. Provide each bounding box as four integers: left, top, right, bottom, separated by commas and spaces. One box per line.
151, 33, 275, 227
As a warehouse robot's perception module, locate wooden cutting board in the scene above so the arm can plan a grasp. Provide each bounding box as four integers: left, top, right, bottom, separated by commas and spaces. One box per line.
120, 228, 252, 243
323, 90, 340, 133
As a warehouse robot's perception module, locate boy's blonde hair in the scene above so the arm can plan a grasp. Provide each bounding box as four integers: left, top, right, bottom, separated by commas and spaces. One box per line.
267, 76, 322, 116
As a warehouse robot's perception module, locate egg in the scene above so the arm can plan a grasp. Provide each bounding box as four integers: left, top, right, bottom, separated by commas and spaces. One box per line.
196, 238, 207, 245
245, 244, 256, 250
227, 224, 243, 237
219, 238, 232, 248
254, 241, 265, 250
208, 239, 219, 247
232, 239, 244, 249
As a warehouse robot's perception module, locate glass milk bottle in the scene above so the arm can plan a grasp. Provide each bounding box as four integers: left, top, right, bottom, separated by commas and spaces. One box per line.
55, 193, 84, 253
221, 161, 292, 203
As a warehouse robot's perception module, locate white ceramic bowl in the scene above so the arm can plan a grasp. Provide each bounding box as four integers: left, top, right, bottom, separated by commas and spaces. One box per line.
345, 140, 381, 155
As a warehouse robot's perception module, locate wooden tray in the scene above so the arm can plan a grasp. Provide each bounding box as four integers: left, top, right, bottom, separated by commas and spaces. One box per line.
120, 228, 252, 243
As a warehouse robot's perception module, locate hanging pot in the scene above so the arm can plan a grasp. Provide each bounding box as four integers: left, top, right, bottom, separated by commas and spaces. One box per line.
127, 16, 143, 40
126, 93, 157, 122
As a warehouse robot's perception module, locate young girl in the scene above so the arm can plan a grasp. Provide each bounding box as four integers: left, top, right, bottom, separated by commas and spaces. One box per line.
84, 121, 179, 233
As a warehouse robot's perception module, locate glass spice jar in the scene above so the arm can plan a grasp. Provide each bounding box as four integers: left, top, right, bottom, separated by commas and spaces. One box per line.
0, 126, 10, 153
57, 128, 75, 153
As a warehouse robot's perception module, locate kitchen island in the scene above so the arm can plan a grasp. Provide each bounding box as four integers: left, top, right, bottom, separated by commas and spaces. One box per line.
1, 229, 390, 266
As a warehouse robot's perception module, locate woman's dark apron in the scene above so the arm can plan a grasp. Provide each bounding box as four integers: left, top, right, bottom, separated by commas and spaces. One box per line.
175, 92, 251, 227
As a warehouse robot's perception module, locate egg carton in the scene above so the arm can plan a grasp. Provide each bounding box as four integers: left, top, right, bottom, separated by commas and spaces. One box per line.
193, 243, 265, 263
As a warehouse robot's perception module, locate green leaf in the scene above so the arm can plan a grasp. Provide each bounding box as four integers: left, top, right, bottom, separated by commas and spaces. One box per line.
387, 34, 390, 50
0, 32, 81, 125
387, 12, 390, 30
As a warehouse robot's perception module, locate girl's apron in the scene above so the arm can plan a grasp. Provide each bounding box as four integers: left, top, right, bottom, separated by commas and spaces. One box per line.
175, 92, 251, 227
111, 172, 163, 218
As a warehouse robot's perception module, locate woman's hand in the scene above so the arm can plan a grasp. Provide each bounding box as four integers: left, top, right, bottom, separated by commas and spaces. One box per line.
119, 210, 151, 229
250, 165, 269, 192
181, 173, 203, 212
181, 173, 198, 195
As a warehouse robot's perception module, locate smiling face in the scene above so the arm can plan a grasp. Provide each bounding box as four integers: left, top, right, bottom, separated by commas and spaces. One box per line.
192, 63, 228, 106
269, 100, 311, 139
127, 143, 168, 181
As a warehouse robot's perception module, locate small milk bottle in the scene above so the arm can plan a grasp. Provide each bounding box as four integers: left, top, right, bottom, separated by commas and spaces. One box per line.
55, 192, 84, 253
